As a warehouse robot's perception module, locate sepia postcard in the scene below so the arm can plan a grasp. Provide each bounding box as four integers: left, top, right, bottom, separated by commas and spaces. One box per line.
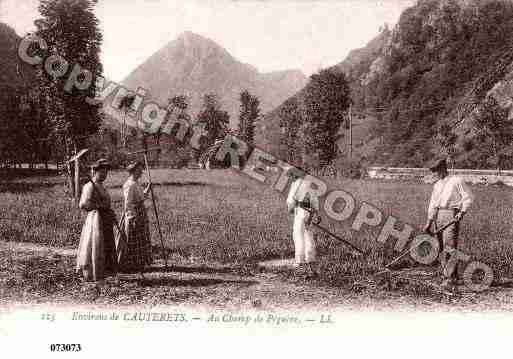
1, 0, 513, 357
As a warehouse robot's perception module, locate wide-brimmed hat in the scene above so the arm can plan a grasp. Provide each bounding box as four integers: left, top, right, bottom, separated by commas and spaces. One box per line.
126, 161, 143, 173
91, 158, 111, 170
426, 157, 447, 172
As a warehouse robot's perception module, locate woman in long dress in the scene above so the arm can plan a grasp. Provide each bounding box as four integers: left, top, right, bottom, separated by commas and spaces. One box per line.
76, 159, 117, 282
118, 161, 152, 273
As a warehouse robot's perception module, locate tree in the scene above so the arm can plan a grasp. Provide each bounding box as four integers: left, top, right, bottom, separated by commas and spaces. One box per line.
0, 88, 24, 167
473, 96, 513, 171
238, 90, 260, 146
162, 95, 192, 165
166, 94, 191, 141
435, 122, 457, 165
0, 23, 33, 168
194, 93, 229, 162
168, 94, 189, 111
19, 89, 54, 168
35, 0, 103, 184
119, 94, 135, 148
278, 97, 303, 164
303, 68, 351, 168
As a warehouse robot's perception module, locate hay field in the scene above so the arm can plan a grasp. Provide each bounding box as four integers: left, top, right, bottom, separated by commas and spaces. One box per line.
2, 169, 513, 281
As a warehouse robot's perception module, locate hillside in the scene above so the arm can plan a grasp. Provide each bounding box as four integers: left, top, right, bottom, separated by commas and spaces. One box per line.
0, 22, 40, 167
257, 0, 513, 170
119, 31, 307, 128
255, 27, 391, 161
0, 23, 34, 91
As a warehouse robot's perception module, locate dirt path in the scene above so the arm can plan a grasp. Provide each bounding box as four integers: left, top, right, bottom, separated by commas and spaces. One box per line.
1, 241, 513, 311
1, 241, 76, 256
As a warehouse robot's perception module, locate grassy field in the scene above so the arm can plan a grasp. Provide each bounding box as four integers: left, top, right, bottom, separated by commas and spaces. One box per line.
1, 167, 513, 293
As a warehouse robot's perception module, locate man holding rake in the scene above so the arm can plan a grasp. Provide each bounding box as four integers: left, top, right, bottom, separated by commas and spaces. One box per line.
287, 175, 318, 278
423, 157, 474, 288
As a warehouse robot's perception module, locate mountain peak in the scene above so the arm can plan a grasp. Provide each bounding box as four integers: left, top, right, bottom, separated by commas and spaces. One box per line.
119, 31, 308, 128
162, 30, 232, 63
177, 31, 204, 41
178, 30, 195, 37
175, 31, 219, 49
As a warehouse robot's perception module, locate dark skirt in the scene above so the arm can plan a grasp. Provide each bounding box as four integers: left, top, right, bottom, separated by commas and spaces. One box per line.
102, 212, 117, 275
118, 206, 152, 273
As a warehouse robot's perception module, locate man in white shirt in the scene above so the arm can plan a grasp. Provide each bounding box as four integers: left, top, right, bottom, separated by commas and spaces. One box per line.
287, 176, 317, 277
423, 157, 473, 287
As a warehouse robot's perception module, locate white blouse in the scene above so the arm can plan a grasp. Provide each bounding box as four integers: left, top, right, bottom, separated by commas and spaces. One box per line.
427, 175, 473, 220
79, 181, 111, 211
286, 178, 310, 221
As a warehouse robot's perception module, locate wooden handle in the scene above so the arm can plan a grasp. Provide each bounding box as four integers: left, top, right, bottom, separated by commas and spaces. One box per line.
143, 153, 152, 185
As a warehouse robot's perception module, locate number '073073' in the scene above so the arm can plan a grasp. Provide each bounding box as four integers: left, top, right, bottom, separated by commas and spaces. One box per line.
49, 344, 82, 352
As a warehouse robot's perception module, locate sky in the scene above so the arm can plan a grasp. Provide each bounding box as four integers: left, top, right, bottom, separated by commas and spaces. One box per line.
0, 0, 415, 82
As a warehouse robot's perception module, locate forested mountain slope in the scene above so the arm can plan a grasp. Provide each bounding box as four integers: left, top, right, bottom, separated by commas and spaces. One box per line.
257, 0, 513, 170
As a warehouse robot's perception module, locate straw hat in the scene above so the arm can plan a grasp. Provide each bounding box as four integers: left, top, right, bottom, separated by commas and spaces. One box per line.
90, 158, 111, 170
426, 156, 447, 172
126, 161, 143, 173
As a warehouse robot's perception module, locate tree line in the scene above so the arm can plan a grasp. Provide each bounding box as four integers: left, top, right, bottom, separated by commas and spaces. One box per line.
0, 0, 262, 174
1, 0, 351, 179
0, 0, 102, 172
276, 68, 352, 171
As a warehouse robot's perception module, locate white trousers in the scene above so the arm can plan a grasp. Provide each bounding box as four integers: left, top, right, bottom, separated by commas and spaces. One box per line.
293, 207, 316, 264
